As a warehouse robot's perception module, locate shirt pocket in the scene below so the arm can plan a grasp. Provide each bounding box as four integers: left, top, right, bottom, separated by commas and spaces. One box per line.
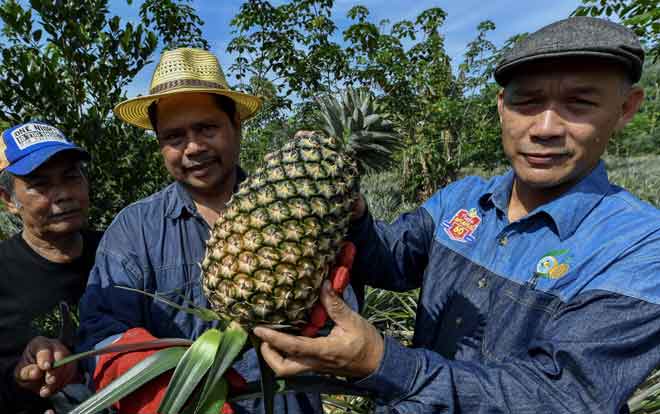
482, 281, 560, 362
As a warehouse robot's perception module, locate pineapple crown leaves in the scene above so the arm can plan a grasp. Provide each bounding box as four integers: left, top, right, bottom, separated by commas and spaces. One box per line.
316, 87, 403, 174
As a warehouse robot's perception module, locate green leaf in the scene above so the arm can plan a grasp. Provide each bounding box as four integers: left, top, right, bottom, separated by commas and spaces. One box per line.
109, 16, 120, 32
159, 329, 222, 414
195, 322, 248, 413
195, 377, 228, 414
115, 285, 225, 323
69, 347, 186, 414
53, 338, 193, 369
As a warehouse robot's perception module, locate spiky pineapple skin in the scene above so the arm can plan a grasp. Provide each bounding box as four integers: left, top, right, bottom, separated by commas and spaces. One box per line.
201, 133, 358, 327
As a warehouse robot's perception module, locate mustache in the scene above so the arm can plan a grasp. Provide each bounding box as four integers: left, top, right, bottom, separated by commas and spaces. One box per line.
49, 202, 82, 218
182, 154, 218, 169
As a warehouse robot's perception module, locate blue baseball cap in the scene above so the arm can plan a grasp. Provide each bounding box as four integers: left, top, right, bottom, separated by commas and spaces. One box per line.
0, 122, 90, 176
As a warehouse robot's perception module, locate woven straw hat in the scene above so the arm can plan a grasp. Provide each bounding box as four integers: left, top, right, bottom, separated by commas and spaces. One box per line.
114, 48, 262, 130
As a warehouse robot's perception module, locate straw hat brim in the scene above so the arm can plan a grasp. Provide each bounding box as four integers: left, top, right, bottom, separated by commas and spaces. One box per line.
113, 88, 262, 130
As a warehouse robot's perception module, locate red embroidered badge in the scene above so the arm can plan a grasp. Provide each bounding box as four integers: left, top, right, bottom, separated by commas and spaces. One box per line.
442, 208, 481, 243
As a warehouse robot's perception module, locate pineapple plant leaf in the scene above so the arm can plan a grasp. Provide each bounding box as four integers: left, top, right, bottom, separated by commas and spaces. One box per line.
116, 285, 227, 325
52, 337, 193, 369
195, 323, 248, 414
158, 329, 222, 414
68, 346, 187, 414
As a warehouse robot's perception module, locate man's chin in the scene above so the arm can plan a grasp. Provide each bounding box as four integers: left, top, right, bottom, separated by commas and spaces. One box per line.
45, 221, 85, 235
182, 176, 223, 193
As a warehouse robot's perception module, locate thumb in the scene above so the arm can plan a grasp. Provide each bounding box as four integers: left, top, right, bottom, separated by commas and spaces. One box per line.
320, 280, 354, 327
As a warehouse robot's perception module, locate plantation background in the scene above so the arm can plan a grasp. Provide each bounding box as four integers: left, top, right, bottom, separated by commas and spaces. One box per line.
1, 0, 659, 412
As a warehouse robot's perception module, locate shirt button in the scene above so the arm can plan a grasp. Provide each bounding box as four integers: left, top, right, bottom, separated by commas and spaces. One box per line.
456, 317, 463, 326
498, 236, 508, 246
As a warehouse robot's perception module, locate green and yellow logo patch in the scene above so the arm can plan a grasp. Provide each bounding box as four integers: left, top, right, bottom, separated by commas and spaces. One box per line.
535, 249, 572, 279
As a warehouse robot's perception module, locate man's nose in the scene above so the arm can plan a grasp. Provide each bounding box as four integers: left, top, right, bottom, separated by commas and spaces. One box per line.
529, 107, 566, 140
183, 129, 207, 155
52, 185, 74, 203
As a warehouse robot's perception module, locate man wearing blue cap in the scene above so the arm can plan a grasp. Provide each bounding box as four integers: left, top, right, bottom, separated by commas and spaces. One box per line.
0, 122, 102, 414
255, 16, 660, 413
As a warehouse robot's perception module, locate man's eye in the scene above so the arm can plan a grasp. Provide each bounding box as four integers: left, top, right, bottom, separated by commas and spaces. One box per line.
199, 124, 219, 136
569, 98, 596, 106
28, 181, 47, 189
162, 134, 183, 144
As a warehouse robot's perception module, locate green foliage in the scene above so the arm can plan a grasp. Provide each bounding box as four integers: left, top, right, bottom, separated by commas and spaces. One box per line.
30, 302, 79, 339
361, 171, 416, 223
605, 155, 660, 207
609, 61, 660, 156
0, 203, 21, 240
229, 1, 507, 202
229, 0, 346, 100
0, 0, 207, 227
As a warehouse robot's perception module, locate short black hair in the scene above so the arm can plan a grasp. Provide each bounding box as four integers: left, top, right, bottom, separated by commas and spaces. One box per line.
148, 94, 238, 132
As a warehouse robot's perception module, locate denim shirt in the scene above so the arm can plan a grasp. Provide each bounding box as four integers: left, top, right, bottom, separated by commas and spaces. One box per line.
78, 171, 323, 413
349, 161, 660, 413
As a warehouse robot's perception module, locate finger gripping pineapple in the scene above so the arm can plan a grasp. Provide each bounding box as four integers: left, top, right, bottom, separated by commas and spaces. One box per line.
201, 88, 401, 327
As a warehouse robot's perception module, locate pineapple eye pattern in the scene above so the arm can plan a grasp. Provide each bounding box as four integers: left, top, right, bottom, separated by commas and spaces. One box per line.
202, 89, 401, 326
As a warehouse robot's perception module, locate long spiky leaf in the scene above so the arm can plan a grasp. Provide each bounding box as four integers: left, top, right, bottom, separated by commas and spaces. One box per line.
195, 323, 248, 414
159, 329, 222, 414
53, 338, 193, 369
116, 285, 224, 323
69, 347, 187, 414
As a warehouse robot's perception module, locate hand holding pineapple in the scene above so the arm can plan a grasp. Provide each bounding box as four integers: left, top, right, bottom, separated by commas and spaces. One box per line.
254, 280, 385, 379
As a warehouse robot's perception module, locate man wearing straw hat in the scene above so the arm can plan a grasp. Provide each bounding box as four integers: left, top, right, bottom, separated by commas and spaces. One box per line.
77, 48, 323, 413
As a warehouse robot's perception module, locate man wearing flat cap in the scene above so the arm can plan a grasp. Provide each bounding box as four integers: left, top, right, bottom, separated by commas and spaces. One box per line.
0, 122, 102, 413
253, 16, 660, 413
77, 48, 326, 413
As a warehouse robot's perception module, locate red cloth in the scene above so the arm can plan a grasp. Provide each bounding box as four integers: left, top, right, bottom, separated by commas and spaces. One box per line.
301, 241, 356, 337
93, 327, 243, 414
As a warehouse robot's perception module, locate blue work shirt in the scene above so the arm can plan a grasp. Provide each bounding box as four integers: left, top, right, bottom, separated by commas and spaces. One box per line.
349, 161, 660, 413
78, 171, 323, 413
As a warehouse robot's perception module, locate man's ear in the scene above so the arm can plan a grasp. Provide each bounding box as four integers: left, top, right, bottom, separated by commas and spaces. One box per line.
0, 188, 18, 215
615, 86, 644, 132
497, 89, 505, 124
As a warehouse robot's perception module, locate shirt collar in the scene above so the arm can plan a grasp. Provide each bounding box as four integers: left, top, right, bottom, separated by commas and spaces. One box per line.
536, 161, 610, 240
165, 166, 247, 219
479, 169, 515, 213
479, 161, 611, 241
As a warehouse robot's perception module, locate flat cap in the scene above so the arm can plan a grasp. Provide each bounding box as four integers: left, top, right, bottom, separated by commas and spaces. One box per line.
494, 16, 644, 85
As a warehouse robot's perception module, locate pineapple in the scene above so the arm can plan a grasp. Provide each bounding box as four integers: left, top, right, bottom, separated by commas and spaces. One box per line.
201, 88, 401, 327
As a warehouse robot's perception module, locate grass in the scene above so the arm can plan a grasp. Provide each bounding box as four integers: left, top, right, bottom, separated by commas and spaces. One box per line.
323, 155, 660, 414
